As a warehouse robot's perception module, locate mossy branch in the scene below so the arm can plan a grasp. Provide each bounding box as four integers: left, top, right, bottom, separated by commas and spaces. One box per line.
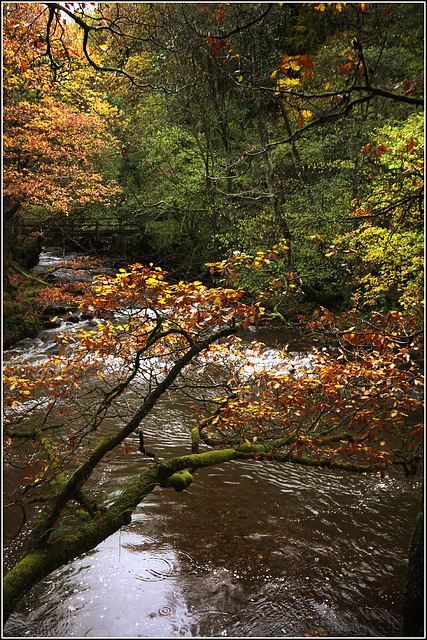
191, 427, 200, 453
4, 424, 63, 440
10, 262, 49, 287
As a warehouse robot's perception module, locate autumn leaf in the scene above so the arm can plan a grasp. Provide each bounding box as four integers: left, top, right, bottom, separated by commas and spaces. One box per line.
301, 110, 313, 119
298, 54, 314, 69
406, 137, 414, 153
298, 114, 303, 128
20, 60, 28, 72
340, 62, 352, 75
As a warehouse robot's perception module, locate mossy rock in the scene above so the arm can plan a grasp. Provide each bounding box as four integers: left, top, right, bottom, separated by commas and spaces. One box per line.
3, 291, 41, 349
13, 234, 43, 271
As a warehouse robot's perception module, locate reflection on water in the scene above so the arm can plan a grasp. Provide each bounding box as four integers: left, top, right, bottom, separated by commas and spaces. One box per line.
3, 251, 422, 638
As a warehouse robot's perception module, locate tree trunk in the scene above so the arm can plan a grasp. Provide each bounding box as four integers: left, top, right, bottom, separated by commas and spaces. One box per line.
252, 20, 292, 265
3, 198, 22, 290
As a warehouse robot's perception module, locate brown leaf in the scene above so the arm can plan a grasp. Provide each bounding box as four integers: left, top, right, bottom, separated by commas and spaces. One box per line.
298, 54, 314, 69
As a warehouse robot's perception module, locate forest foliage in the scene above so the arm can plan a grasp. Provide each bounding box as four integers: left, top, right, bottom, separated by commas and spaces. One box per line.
2, 2, 424, 631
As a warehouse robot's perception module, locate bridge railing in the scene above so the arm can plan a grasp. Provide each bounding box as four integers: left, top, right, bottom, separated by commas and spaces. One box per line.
23, 218, 140, 238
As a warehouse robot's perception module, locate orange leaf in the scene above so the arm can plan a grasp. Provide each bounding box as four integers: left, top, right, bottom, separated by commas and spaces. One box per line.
298, 114, 303, 129
298, 54, 314, 69
20, 60, 28, 72
362, 143, 371, 152
340, 62, 352, 75
407, 137, 414, 153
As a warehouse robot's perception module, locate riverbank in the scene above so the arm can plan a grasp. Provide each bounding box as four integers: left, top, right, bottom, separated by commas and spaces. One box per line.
3, 248, 121, 350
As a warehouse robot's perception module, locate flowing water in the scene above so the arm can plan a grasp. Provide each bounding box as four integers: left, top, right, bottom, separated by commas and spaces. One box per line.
3, 251, 422, 638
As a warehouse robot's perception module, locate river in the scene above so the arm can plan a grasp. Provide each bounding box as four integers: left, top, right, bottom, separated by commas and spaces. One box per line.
3, 250, 422, 638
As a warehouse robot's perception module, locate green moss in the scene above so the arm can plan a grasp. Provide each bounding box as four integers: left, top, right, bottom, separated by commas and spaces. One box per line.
163, 469, 194, 491
191, 427, 200, 453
